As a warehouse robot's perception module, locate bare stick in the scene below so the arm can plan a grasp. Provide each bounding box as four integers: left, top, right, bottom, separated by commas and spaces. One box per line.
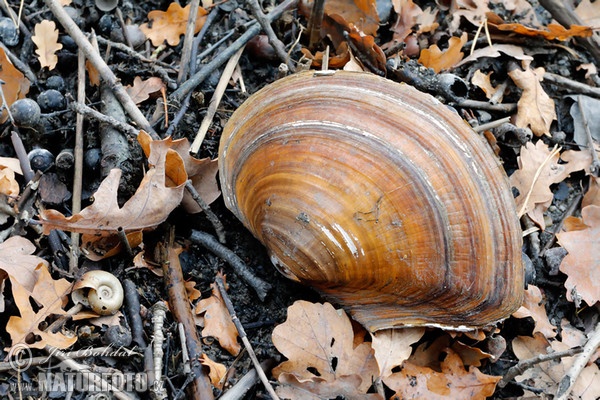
248, 0, 295, 71
498, 346, 583, 388
68, 99, 140, 138
190, 230, 272, 301
69, 49, 86, 273
306, 0, 325, 51
178, 0, 200, 84
215, 276, 280, 400
151, 301, 169, 400
544, 72, 600, 99
42, 0, 158, 139
171, 0, 298, 103
123, 279, 147, 349
472, 116, 511, 133
219, 359, 277, 400
555, 322, 600, 400
185, 180, 226, 243
190, 46, 245, 154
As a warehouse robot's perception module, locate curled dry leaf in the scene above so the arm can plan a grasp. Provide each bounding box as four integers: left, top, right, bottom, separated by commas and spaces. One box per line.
384, 348, 500, 400
6, 264, 76, 350
508, 65, 556, 137
138, 130, 220, 214
512, 285, 557, 339
491, 22, 592, 41
195, 273, 241, 356
126, 76, 166, 104
272, 301, 378, 396
418, 32, 468, 73
471, 70, 504, 103
200, 354, 227, 390
0, 236, 48, 292
32, 20, 63, 70
40, 133, 187, 235
371, 327, 425, 379
140, 2, 208, 46
0, 48, 30, 123
557, 205, 600, 306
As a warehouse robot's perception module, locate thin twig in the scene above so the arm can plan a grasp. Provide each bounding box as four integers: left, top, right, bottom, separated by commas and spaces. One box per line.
472, 116, 511, 133
123, 279, 147, 349
185, 180, 226, 243
248, 0, 295, 72
498, 346, 583, 388
218, 359, 277, 400
540, 194, 583, 256
151, 301, 169, 400
457, 99, 518, 113
171, 0, 298, 104
307, 0, 325, 51
189, 230, 272, 301
544, 72, 600, 99
190, 46, 245, 154
68, 98, 140, 138
215, 276, 280, 400
42, 0, 158, 138
555, 322, 600, 399
178, 0, 200, 84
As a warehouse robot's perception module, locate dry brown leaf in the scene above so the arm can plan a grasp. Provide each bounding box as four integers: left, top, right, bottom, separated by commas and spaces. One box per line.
0, 48, 30, 123
81, 231, 144, 261
448, 0, 490, 33
508, 65, 556, 137
126, 76, 166, 104
32, 20, 63, 70
200, 354, 227, 390
138, 130, 220, 214
384, 348, 500, 399
6, 263, 76, 350
576, 0, 600, 27
512, 285, 557, 338
510, 141, 589, 228
300, 0, 380, 36
418, 32, 468, 73
185, 280, 201, 301
512, 333, 600, 399
277, 373, 383, 400
272, 301, 379, 395
455, 44, 533, 68
471, 69, 504, 102
371, 327, 425, 378
40, 133, 187, 235
557, 205, 600, 306
0, 236, 48, 292
140, 2, 208, 46
0, 166, 19, 197
583, 176, 600, 209
492, 22, 592, 41
195, 273, 240, 355
389, 0, 423, 41
416, 6, 439, 33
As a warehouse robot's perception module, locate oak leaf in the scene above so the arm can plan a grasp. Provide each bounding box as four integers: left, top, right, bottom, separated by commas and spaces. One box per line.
140, 2, 208, 46
126, 76, 166, 104
418, 32, 467, 73
301, 0, 379, 36
389, 0, 423, 42
138, 130, 220, 214
6, 263, 76, 350
200, 354, 227, 390
575, 0, 600, 27
512, 285, 557, 338
371, 327, 425, 378
557, 205, 600, 306
0, 236, 48, 293
493, 22, 592, 41
508, 65, 556, 137
195, 273, 240, 355
272, 301, 379, 395
40, 134, 186, 235
277, 373, 383, 400
384, 348, 500, 399
0, 48, 30, 123
32, 20, 63, 70
471, 70, 504, 103
510, 141, 590, 228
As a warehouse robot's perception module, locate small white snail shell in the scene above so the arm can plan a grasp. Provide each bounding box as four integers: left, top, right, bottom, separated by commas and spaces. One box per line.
72, 270, 124, 315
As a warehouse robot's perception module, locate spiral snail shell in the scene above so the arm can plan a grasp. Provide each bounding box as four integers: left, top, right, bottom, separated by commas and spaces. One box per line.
218, 71, 523, 331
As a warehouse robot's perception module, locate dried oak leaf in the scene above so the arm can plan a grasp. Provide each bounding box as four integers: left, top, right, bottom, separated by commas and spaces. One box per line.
471, 70, 504, 103
277, 373, 383, 400
492, 22, 592, 41
383, 348, 500, 400
6, 263, 76, 350
512, 284, 557, 339
138, 130, 220, 214
371, 327, 425, 379
510, 141, 590, 228
512, 332, 600, 399
0, 48, 30, 123
508, 64, 556, 137
418, 32, 467, 73
272, 301, 379, 396
389, 0, 423, 42
200, 354, 227, 390
40, 134, 186, 235
576, 0, 600, 27
140, 2, 208, 46
583, 176, 600, 209
195, 273, 240, 356
557, 205, 600, 306
32, 20, 63, 70
300, 0, 379, 36
0, 236, 48, 293
126, 76, 166, 104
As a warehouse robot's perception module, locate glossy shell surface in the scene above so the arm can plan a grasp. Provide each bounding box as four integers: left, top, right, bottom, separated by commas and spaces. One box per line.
219, 71, 523, 331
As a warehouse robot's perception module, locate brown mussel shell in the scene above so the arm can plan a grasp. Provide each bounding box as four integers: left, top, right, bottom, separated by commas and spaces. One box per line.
218, 71, 524, 331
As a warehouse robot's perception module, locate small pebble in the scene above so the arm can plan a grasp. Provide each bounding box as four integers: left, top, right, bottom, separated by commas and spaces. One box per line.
0, 17, 19, 46
37, 90, 66, 112
46, 75, 66, 92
